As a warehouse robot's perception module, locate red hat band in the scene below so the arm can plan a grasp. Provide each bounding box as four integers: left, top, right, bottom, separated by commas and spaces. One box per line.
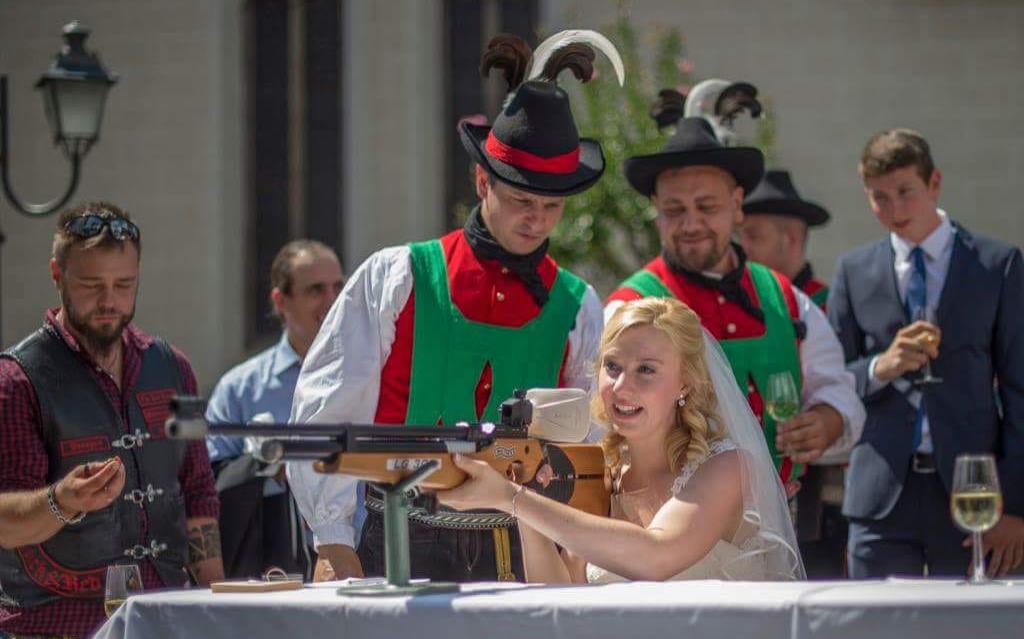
485, 130, 580, 175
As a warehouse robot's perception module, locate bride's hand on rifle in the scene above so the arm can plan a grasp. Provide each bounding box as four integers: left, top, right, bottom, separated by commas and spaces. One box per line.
437, 454, 518, 512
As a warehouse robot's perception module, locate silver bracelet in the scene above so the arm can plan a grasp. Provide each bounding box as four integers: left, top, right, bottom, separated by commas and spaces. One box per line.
510, 484, 526, 520
47, 484, 85, 525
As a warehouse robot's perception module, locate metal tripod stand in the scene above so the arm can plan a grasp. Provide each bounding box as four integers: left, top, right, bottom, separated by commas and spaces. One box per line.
337, 459, 459, 597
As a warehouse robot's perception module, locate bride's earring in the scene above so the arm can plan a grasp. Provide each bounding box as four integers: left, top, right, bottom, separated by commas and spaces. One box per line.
677, 387, 689, 407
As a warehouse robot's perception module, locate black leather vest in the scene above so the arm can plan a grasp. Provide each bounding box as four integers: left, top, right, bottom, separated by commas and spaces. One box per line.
0, 326, 191, 608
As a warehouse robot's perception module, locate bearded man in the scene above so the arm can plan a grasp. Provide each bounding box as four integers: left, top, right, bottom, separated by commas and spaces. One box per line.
0, 202, 222, 638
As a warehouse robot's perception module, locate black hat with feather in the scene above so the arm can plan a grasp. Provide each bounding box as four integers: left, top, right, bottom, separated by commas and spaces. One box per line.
625, 81, 765, 196
460, 30, 624, 196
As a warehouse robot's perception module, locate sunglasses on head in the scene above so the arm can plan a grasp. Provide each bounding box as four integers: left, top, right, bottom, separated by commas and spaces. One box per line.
64, 214, 141, 241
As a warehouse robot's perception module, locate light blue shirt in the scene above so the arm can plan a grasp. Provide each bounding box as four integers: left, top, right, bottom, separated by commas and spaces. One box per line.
206, 333, 366, 537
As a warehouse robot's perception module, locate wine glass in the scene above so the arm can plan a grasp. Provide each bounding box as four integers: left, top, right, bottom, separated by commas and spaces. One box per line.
913, 306, 943, 385
105, 563, 143, 618
765, 371, 800, 461
951, 454, 1003, 584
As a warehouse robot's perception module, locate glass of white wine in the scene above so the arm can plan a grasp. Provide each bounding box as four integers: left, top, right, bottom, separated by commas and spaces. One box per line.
765, 371, 800, 461
951, 454, 1003, 585
105, 563, 143, 618
913, 306, 943, 385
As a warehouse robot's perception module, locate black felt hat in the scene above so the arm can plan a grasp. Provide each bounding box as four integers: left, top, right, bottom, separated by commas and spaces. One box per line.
743, 169, 830, 227
624, 117, 764, 196
459, 81, 604, 196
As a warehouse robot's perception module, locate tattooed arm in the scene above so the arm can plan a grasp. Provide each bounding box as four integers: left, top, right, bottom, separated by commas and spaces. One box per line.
186, 517, 225, 585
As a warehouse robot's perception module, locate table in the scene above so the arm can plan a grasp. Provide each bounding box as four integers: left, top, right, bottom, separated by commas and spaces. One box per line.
94, 578, 1024, 639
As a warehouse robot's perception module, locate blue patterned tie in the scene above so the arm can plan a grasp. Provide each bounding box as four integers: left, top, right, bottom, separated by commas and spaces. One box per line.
905, 246, 927, 450
905, 246, 927, 321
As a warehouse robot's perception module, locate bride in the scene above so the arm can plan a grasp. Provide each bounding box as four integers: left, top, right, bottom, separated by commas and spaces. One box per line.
438, 298, 804, 582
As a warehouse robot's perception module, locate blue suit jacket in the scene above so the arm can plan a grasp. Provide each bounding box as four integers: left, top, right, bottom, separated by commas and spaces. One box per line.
829, 223, 1024, 520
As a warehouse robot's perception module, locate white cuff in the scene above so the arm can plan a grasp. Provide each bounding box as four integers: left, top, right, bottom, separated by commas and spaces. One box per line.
866, 356, 888, 394
803, 392, 861, 463
817, 412, 854, 464
311, 522, 357, 549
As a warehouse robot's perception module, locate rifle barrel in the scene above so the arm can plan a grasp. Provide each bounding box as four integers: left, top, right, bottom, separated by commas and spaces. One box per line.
263, 440, 346, 461
203, 423, 350, 438
169, 421, 528, 441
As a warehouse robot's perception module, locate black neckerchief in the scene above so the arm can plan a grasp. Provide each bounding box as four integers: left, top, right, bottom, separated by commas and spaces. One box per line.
792, 262, 815, 291
664, 242, 765, 323
463, 205, 550, 307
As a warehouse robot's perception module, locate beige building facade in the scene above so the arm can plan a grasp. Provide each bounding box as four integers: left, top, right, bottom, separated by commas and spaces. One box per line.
1, 0, 1022, 390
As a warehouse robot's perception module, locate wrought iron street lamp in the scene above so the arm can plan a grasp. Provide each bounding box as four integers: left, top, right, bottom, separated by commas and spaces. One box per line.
0, 21, 117, 343
0, 20, 118, 216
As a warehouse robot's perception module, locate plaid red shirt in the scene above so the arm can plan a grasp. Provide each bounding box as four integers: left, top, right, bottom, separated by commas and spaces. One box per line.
0, 309, 219, 638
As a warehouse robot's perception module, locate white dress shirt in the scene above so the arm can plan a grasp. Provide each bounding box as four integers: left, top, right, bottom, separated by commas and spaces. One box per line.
287, 245, 605, 549
867, 210, 956, 454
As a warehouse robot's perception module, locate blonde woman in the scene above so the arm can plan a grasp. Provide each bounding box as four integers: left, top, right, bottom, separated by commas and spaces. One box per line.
439, 298, 803, 582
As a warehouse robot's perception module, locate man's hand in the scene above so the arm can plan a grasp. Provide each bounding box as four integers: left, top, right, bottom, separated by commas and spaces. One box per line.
775, 404, 844, 464
1, 459, 125, 549
964, 514, 1024, 577
874, 321, 941, 382
54, 457, 126, 517
314, 543, 363, 581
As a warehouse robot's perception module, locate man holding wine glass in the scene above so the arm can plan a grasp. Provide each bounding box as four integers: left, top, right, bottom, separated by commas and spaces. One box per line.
607, 92, 865, 500
829, 128, 1024, 579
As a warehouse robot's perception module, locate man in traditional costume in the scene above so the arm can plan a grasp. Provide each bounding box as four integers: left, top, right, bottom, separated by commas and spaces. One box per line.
287, 31, 622, 582
606, 88, 863, 498
740, 170, 831, 309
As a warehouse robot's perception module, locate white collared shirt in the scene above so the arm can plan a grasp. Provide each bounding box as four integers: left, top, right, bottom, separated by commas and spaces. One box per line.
868, 209, 956, 453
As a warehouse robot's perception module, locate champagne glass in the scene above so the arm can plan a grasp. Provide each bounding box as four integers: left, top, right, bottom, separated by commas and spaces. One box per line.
105, 563, 143, 618
913, 306, 943, 385
765, 371, 800, 461
951, 454, 1003, 584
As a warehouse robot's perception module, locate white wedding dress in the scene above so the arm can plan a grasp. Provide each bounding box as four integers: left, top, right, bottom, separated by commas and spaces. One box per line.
586, 438, 772, 583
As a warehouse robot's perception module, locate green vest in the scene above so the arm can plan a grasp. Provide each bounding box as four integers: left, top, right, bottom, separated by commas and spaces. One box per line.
619, 263, 804, 478
404, 239, 587, 424
810, 286, 829, 309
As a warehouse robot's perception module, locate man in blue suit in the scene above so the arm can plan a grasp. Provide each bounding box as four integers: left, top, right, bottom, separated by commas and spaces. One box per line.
829, 129, 1024, 578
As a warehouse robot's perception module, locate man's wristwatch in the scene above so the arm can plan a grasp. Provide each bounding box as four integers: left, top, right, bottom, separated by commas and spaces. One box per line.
47, 483, 86, 525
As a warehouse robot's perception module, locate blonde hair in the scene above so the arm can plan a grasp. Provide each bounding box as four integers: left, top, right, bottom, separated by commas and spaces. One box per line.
595, 298, 724, 478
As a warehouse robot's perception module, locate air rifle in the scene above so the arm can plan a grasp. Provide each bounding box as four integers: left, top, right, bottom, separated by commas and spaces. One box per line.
166, 389, 610, 519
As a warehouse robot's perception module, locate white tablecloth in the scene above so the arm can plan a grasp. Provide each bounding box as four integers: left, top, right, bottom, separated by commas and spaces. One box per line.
93, 578, 1024, 639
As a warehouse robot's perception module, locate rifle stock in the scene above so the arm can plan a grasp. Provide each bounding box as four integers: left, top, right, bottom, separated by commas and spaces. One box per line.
315, 440, 609, 517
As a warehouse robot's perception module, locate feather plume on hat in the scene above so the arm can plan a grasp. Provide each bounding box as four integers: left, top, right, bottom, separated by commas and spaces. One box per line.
682, 79, 762, 146
480, 29, 625, 92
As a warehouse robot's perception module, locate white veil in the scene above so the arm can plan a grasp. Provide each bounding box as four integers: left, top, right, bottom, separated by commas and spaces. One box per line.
701, 328, 806, 580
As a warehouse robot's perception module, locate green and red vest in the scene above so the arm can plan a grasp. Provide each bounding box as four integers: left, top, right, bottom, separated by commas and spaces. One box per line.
793, 263, 829, 310
403, 239, 587, 424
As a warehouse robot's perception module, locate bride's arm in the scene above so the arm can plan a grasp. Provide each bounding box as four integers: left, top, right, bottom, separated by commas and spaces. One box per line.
517, 521, 580, 584
439, 451, 743, 581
